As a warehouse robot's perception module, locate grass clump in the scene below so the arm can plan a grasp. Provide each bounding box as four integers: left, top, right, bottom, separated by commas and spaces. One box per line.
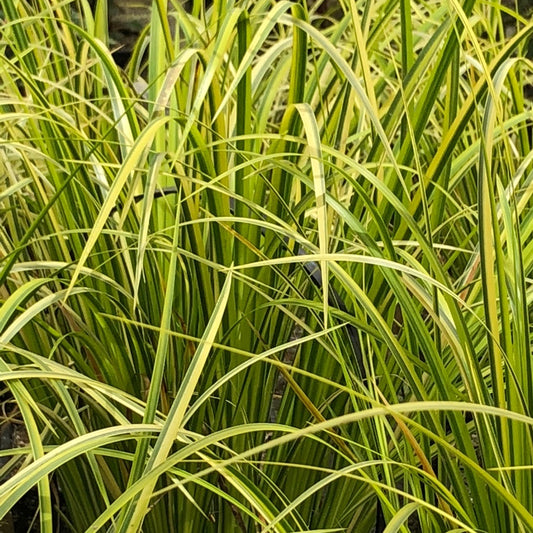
1, 0, 533, 531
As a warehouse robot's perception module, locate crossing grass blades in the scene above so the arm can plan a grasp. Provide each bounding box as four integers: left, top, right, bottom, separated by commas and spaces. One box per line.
1, 0, 533, 531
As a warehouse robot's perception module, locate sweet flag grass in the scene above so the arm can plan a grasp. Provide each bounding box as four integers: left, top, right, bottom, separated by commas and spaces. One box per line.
0, 0, 532, 531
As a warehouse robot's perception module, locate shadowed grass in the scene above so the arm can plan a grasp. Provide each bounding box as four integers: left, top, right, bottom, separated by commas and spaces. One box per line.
0, 0, 533, 531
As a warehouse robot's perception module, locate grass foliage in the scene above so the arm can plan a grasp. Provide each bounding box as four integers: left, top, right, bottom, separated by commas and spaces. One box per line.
1, 0, 533, 531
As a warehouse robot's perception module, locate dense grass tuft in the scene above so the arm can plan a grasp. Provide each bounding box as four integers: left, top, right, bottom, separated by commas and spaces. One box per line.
1, 0, 533, 531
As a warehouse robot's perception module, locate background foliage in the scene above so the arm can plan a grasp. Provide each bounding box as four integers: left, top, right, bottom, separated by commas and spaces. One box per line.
1, 0, 533, 531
